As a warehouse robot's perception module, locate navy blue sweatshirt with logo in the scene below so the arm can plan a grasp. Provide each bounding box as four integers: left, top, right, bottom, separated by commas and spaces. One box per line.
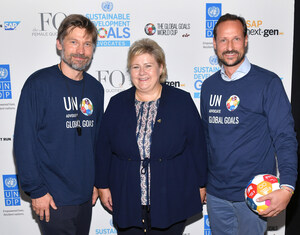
14, 65, 104, 206
200, 64, 297, 201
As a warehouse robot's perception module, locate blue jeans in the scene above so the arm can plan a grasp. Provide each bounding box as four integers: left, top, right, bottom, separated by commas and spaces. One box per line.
206, 193, 267, 235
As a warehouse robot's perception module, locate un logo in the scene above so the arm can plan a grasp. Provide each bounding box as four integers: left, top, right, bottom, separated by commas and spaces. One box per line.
209, 55, 219, 65
5, 177, 17, 188
0, 68, 8, 79
101, 1, 113, 12
208, 6, 220, 18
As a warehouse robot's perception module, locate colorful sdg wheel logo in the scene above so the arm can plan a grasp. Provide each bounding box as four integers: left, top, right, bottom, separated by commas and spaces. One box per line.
98, 27, 108, 38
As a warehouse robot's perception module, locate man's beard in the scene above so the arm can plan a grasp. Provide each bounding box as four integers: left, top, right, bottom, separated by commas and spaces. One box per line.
61, 48, 92, 71
218, 50, 245, 67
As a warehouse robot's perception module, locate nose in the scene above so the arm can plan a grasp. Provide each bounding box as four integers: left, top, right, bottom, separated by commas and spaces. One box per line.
227, 40, 233, 51
138, 67, 146, 75
77, 43, 85, 54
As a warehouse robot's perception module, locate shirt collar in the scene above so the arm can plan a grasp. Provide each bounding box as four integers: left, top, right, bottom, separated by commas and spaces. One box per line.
220, 56, 251, 82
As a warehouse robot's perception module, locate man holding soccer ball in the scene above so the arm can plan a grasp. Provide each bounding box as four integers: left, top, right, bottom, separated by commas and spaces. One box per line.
200, 13, 298, 235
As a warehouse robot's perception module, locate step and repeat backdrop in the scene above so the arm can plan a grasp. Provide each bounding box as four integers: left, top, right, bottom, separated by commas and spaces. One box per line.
0, 0, 295, 234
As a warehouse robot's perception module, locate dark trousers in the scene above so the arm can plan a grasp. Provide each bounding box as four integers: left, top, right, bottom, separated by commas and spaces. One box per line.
39, 199, 92, 235
117, 206, 186, 235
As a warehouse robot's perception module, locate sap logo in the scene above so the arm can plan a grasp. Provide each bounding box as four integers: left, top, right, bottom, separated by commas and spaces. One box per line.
246, 20, 263, 28
4, 21, 20, 30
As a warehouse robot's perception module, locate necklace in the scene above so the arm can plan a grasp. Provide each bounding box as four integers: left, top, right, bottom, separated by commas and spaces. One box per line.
135, 84, 162, 102
58, 63, 85, 136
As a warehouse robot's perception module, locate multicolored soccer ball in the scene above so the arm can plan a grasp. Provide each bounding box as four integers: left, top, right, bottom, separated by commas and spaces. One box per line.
80, 98, 93, 116
245, 174, 280, 213
226, 95, 240, 111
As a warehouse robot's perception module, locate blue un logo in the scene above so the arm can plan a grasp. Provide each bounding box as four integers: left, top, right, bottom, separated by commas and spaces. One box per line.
101, 1, 113, 12
2, 175, 21, 206
204, 215, 211, 235
0, 64, 12, 99
205, 3, 222, 38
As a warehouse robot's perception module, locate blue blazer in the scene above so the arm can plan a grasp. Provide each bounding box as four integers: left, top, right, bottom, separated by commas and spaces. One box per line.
95, 84, 207, 228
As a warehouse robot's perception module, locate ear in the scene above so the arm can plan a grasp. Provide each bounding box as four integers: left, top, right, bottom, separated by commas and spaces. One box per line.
213, 37, 217, 50
244, 35, 248, 47
159, 64, 163, 76
56, 39, 63, 51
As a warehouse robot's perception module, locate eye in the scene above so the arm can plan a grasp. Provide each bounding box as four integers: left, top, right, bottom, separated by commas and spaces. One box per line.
131, 65, 140, 70
85, 42, 92, 47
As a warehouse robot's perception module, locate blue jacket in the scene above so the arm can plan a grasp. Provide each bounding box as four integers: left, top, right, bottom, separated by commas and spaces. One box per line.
95, 84, 207, 228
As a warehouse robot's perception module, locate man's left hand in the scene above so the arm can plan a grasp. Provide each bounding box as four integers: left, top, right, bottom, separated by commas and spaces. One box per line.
257, 187, 293, 217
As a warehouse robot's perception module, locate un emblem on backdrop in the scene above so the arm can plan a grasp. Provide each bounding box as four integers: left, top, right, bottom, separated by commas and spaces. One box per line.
0, 67, 8, 79
3, 175, 21, 206
209, 55, 219, 66
5, 177, 17, 188
102, 1, 113, 12
205, 3, 222, 38
207, 6, 220, 18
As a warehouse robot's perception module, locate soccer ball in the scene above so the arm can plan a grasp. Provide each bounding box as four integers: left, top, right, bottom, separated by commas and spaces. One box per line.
245, 174, 280, 213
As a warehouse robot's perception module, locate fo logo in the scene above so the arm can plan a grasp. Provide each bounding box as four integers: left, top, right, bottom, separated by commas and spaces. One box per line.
2, 175, 21, 206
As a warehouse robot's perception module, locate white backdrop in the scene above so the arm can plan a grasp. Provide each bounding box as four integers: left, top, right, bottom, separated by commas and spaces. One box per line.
0, 0, 294, 234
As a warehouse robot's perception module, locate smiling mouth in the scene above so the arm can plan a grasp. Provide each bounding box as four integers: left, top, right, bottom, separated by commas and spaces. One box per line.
223, 50, 238, 56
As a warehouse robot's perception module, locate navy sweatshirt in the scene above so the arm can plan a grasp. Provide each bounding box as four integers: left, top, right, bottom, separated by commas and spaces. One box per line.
14, 65, 104, 206
201, 64, 297, 201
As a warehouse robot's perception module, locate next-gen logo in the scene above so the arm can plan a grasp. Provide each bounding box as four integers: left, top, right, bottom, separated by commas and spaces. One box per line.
205, 3, 222, 38
3, 175, 21, 206
0, 64, 12, 99
4, 21, 20, 30
165, 81, 185, 88
246, 20, 284, 37
86, 1, 131, 47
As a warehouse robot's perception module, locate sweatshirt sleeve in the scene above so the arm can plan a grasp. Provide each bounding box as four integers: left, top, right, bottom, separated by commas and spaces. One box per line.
94, 98, 114, 189
263, 76, 298, 187
13, 79, 48, 198
186, 93, 208, 187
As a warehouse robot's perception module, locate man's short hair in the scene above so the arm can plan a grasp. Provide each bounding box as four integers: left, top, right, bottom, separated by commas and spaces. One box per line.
57, 14, 98, 47
213, 13, 248, 39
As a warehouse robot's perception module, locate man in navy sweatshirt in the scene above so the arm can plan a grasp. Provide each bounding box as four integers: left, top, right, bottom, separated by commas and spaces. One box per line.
14, 14, 104, 234
201, 13, 297, 235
